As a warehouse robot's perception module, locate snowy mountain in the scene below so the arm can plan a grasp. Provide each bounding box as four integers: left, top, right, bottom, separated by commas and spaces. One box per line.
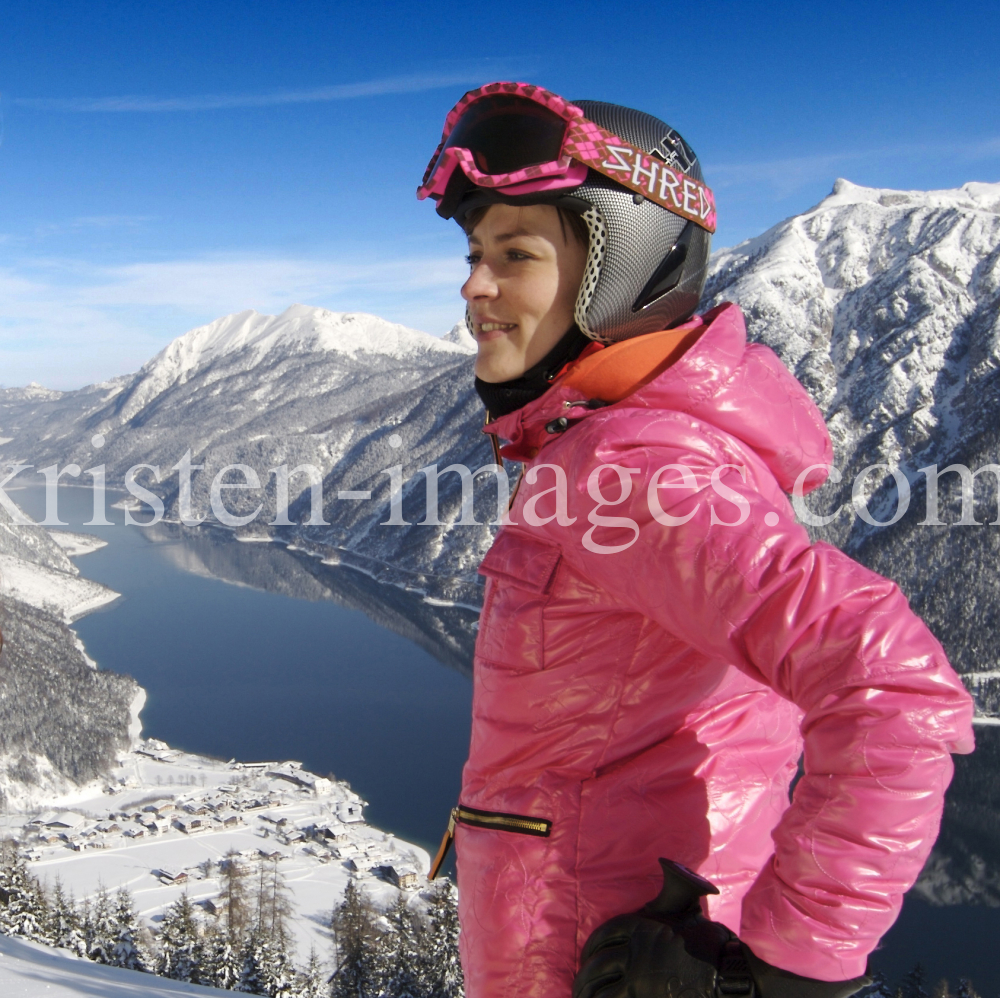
701, 179, 1000, 910
1, 183, 996, 669
703, 179, 1000, 692
0, 308, 503, 605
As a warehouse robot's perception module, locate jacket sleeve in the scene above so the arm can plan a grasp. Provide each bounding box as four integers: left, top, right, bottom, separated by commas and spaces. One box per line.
540, 415, 975, 982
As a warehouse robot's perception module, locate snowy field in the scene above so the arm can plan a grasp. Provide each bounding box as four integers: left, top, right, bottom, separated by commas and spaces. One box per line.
4, 747, 430, 970
0, 933, 232, 996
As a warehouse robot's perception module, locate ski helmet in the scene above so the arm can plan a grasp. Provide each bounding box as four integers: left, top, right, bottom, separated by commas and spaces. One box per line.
417, 82, 715, 343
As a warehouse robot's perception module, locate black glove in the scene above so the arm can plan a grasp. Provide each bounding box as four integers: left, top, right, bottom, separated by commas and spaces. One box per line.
573, 859, 871, 998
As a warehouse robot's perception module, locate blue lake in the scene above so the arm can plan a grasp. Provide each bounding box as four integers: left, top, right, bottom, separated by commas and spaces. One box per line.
12, 484, 474, 862
12, 483, 1000, 994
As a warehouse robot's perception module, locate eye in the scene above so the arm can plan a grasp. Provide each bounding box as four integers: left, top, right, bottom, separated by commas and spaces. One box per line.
465, 252, 481, 266
506, 250, 531, 262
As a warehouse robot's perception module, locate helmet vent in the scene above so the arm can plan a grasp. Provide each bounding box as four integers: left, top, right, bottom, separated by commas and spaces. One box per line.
631, 221, 694, 312
575, 206, 608, 341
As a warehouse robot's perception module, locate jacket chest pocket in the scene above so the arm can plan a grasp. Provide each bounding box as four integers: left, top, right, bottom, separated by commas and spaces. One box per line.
476, 529, 562, 673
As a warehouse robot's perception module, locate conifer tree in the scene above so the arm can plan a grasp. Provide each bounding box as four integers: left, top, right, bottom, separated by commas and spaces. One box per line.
87, 886, 117, 964
203, 921, 243, 991
299, 948, 329, 998
932, 979, 954, 998
902, 965, 930, 998
80, 897, 93, 954
158, 892, 204, 983
260, 940, 297, 997
237, 931, 297, 995
330, 878, 378, 998
421, 878, 463, 998
0, 849, 50, 943
49, 880, 87, 957
376, 892, 422, 998
111, 886, 150, 972
956, 980, 980, 998
235, 853, 296, 995
237, 932, 267, 995
253, 854, 293, 954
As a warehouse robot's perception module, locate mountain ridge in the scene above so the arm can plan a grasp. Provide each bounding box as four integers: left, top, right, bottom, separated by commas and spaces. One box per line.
1, 178, 997, 672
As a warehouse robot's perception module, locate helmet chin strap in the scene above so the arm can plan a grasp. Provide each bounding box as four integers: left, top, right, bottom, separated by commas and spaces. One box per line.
473, 324, 590, 420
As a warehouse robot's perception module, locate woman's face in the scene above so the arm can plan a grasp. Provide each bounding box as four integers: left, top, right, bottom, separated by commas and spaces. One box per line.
462, 204, 587, 384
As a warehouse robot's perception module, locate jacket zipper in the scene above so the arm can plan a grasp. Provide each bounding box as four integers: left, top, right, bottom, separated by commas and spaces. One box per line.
429, 805, 552, 879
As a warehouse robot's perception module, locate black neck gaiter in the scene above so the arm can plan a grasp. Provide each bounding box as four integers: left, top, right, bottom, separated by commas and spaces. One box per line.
474, 325, 590, 420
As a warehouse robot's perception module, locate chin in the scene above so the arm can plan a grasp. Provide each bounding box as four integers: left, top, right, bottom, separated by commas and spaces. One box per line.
475, 352, 524, 384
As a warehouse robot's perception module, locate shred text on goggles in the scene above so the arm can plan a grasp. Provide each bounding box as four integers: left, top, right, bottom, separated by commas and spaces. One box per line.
417, 82, 716, 234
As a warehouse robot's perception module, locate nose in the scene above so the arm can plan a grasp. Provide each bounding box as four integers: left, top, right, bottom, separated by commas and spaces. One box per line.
461, 261, 499, 303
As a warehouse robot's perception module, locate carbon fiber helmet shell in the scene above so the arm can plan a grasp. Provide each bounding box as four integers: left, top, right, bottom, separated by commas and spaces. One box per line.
451, 99, 712, 343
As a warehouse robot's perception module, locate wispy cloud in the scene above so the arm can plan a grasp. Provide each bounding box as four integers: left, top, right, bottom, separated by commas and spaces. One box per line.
11, 70, 495, 113
0, 251, 468, 390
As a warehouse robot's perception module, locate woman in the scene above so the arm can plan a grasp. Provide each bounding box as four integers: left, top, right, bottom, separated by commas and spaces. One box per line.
418, 83, 975, 998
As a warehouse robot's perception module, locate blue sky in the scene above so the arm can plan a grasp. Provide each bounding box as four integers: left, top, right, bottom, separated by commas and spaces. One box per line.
1, 0, 998, 389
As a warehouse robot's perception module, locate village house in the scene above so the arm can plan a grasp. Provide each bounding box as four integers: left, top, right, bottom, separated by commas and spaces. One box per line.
157, 868, 189, 885
139, 815, 171, 834
336, 801, 364, 823
267, 763, 332, 793
373, 865, 420, 890
32, 811, 89, 832
173, 816, 209, 835
142, 800, 175, 817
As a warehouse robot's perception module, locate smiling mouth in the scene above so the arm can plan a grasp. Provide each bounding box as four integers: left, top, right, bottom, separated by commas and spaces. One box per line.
475, 322, 517, 338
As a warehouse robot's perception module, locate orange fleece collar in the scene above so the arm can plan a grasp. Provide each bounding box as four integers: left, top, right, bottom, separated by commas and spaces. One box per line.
557, 316, 708, 404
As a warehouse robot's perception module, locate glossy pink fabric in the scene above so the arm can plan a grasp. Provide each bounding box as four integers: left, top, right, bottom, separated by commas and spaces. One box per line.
456, 303, 974, 995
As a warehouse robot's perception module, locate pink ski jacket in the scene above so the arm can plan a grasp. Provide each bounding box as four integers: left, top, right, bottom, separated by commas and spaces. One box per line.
455, 303, 974, 996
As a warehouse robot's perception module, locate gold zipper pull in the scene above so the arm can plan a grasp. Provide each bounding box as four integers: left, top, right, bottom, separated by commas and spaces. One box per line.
429, 807, 459, 880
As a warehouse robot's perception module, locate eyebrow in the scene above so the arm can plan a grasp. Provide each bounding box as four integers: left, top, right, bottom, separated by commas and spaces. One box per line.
468, 227, 536, 245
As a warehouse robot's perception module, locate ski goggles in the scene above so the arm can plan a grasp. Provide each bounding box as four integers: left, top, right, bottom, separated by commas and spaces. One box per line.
417, 82, 716, 233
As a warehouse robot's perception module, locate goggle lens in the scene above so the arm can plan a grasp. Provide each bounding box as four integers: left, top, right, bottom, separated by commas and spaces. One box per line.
438, 95, 569, 176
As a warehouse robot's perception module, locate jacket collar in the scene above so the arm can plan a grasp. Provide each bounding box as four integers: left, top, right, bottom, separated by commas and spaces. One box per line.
484, 303, 738, 462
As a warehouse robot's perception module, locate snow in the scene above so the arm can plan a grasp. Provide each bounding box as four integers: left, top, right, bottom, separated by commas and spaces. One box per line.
8, 745, 431, 967
0, 554, 119, 623
703, 176, 1000, 714
119, 305, 472, 423
441, 320, 476, 353
0, 934, 232, 996
47, 531, 108, 557
820, 177, 1000, 214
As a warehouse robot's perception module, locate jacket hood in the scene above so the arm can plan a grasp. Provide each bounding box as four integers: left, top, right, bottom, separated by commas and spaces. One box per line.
484, 302, 833, 494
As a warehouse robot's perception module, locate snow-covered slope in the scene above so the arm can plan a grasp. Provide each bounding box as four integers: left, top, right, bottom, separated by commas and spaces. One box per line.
0, 506, 135, 810
115, 306, 472, 423
704, 179, 1000, 692
0, 934, 231, 996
